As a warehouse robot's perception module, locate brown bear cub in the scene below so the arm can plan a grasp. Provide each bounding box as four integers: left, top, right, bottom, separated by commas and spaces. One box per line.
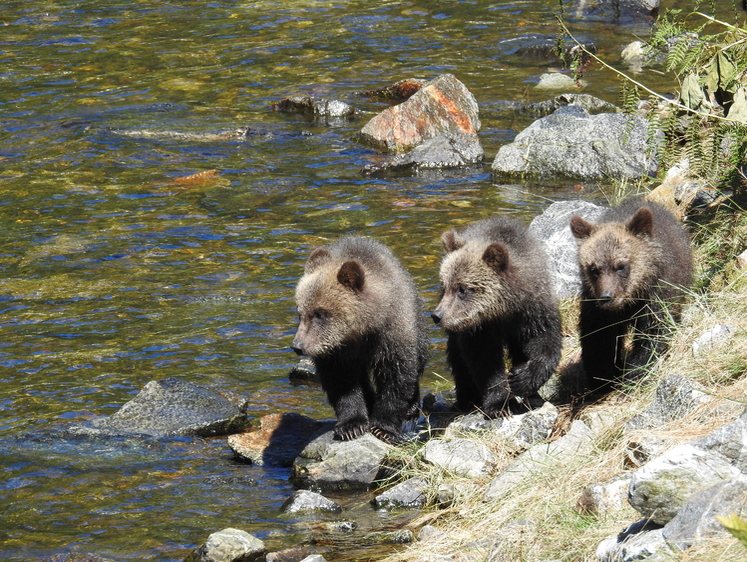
570, 199, 693, 393
432, 217, 562, 417
291, 236, 429, 443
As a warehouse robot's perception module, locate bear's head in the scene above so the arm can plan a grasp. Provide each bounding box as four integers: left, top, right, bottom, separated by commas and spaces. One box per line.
432, 229, 514, 333
570, 207, 658, 309
291, 247, 370, 358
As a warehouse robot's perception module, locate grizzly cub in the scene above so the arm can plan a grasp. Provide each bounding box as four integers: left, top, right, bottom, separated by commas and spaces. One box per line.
570, 199, 693, 393
291, 236, 429, 443
432, 217, 562, 417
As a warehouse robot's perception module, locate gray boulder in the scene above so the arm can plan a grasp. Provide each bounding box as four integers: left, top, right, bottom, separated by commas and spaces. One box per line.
662, 475, 747, 550
625, 373, 712, 431
92, 378, 248, 438
492, 105, 658, 180
290, 431, 391, 491
185, 528, 267, 562
373, 477, 427, 509
596, 528, 671, 562
628, 410, 747, 524
528, 200, 606, 298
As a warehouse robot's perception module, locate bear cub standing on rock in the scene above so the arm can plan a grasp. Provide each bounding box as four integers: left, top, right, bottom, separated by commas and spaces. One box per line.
432, 217, 562, 417
570, 199, 693, 393
291, 236, 429, 443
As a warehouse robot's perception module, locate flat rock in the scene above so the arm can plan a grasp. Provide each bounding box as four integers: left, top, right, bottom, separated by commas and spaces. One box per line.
92, 378, 248, 438
421, 438, 494, 478
228, 413, 331, 467
281, 490, 341, 514
290, 431, 391, 491
373, 477, 427, 509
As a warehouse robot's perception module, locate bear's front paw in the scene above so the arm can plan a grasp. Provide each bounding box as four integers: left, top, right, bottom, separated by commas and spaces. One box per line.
370, 424, 401, 444
334, 419, 369, 441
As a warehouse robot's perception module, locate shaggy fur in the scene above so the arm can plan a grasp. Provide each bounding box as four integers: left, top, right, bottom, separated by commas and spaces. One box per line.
433, 217, 562, 417
291, 236, 429, 442
570, 198, 693, 393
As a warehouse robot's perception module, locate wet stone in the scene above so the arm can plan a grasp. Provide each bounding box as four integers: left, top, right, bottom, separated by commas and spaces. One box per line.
281, 490, 342, 514
372, 477, 427, 509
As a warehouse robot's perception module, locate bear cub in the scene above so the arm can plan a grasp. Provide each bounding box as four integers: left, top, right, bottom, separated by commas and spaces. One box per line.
291, 236, 429, 443
432, 217, 562, 417
570, 198, 693, 393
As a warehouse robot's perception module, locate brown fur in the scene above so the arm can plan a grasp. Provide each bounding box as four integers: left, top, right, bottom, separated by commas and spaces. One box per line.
570, 199, 693, 392
292, 236, 429, 442
433, 217, 562, 416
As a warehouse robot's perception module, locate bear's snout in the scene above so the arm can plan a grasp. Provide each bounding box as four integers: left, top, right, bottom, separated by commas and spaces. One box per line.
431, 310, 443, 326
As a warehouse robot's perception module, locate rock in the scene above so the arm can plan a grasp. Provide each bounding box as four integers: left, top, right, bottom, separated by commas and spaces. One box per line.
272, 94, 359, 121
417, 524, 446, 541
692, 324, 734, 356
661, 475, 747, 550
519, 93, 617, 118
492, 105, 658, 181
444, 402, 558, 451
625, 374, 712, 430
624, 435, 677, 468
357, 78, 427, 103
534, 73, 585, 91
289, 357, 318, 383
528, 200, 607, 298
299, 556, 327, 562
737, 249, 747, 270
373, 477, 427, 509
228, 413, 331, 467
484, 420, 595, 501
596, 528, 671, 562
576, 475, 630, 515
359, 73, 480, 152
628, 411, 747, 524
573, 0, 660, 23
91, 378, 248, 438
289, 431, 391, 491
281, 490, 341, 514
621, 40, 647, 72
184, 528, 267, 562
500, 34, 597, 63
361, 530, 414, 545
266, 546, 332, 562
361, 132, 483, 175
421, 438, 495, 478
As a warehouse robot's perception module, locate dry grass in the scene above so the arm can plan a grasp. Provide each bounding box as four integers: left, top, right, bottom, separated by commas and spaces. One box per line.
379, 209, 747, 562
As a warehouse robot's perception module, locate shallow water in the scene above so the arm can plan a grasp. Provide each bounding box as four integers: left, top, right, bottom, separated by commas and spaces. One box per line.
0, 0, 737, 560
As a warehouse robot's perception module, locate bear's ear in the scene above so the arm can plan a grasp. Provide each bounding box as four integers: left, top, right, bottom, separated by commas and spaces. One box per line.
306, 247, 331, 272
337, 260, 366, 293
626, 207, 654, 237
442, 230, 464, 253
483, 243, 509, 273
570, 215, 594, 240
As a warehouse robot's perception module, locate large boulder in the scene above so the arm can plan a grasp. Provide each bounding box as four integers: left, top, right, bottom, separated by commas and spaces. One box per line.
492, 105, 658, 180
528, 200, 606, 298
185, 528, 267, 562
359, 73, 480, 152
92, 378, 248, 438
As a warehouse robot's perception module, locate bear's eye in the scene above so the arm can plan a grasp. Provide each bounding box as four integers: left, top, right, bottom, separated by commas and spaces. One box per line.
311, 309, 330, 323
456, 284, 473, 298
588, 265, 600, 278
615, 263, 628, 274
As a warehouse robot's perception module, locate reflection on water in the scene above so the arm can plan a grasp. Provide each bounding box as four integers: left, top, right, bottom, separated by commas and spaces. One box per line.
0, 0, 705, 559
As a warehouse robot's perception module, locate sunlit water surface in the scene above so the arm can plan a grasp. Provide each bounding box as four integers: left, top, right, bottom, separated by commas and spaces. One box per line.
0, 0, 725, 559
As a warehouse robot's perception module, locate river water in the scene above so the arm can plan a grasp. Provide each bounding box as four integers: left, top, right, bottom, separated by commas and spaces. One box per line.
0, 0, 730, 560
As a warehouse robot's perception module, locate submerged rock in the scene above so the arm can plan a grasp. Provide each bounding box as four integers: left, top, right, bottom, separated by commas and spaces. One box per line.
92, 378, 248, 438
359, 73, 480, 152
272, 94, 359, 122
518, 93, 618, 118
356, 78, 427, 103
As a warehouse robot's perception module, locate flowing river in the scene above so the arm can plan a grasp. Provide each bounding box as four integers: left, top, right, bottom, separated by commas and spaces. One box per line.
0, 0, 727, 560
